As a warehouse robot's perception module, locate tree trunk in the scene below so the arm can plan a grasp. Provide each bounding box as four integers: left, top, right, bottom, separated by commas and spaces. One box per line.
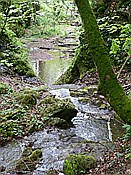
75, 0, 131, 124
58, 0, 131, 124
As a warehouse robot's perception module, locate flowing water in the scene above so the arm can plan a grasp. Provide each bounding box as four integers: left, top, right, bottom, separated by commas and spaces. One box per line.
0, 33, 124, 174
0, 86, 124, 175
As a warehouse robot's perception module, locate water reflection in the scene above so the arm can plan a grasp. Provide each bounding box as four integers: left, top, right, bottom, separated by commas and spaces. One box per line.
30, 49, 72, 84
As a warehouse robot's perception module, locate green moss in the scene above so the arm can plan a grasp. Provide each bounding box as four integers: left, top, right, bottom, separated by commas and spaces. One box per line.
15, 149, 42, 171
55, 60, 80, 84
26, 68, 36, 77
78, 97, 91, 103
22, 146, 33, 157
47, 117, 69, 129
82, 86, 98, 95
39, 96, 77, 123
23, 89, 39, 97
16, 93, 37, 107
55, 31, 95, 84
70, 90, 87, 97
28, 149, 42, 161
75, 0, 131, 124
63, 154, 96, 175
14, 89, 38, 107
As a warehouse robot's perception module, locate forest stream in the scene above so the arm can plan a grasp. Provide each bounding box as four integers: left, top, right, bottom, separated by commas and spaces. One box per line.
0, 85, 124, 175
0, 27, 125, 175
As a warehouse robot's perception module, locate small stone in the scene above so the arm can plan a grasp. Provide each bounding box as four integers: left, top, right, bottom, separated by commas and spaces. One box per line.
99, 95, 105, 99
0, 166, 5, 172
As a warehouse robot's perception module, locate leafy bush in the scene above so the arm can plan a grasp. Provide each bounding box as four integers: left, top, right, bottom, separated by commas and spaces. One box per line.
0, 0, 38, 76
0, 26, 35, 76
0, 0, 40, 37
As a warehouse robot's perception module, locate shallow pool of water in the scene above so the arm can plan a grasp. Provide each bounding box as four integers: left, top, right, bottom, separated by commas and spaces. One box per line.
29, 46, 73, 85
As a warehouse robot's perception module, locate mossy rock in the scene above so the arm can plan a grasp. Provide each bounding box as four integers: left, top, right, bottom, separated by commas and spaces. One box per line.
15, 149, 42, 171
70, 90, 87, 97
22, 146, 33, 157
28, 149, 42, 161
63, 154, 96, 175
14, 89, 38, 107
99, 103, 107, 109
82, 86, 97, 95
16, 93, 36, 107
47, 117, 70, 129
78, 97, 91, 103
39, 96, 77, 123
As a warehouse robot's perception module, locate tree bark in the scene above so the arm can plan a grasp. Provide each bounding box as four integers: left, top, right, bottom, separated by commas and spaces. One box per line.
57, 0, 131, 124
75, 0, 131, 124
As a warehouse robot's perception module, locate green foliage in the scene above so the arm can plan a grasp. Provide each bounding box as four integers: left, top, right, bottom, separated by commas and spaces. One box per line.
24, 0, 76, 39
122, 124, 131, 160
0, 0, 39, 76
0, 107, 44, 141
0, 0, 40, 36
123, 124, 131, 140
0, 85, 44, 142
110, 24, 131, 67
0, 27, 35, 75
98, 16, 131, 68
0, 83, 13, 94
0, 120, 23, 137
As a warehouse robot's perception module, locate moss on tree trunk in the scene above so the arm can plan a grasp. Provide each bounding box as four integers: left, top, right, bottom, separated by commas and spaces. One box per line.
74, 0, 131, 124
56, 32, 95, 84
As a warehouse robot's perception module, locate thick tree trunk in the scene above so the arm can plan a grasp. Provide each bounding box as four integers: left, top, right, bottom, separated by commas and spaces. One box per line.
74, 0, 131, 124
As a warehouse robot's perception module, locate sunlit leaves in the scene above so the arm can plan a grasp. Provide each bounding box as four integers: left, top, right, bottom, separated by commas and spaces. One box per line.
110, 39, 120, 55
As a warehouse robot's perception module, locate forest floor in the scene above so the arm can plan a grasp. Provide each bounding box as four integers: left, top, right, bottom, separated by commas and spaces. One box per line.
0, 36, 131, 175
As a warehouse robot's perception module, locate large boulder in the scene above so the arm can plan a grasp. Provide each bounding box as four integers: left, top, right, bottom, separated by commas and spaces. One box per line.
39, 96, 77, 123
